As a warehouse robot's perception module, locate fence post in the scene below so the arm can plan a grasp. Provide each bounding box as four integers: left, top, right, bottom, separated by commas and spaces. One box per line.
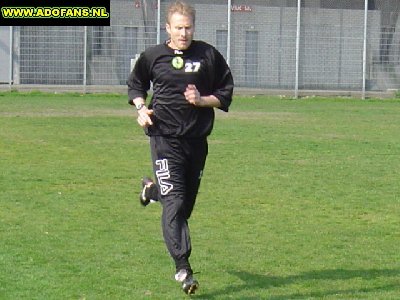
227, 0, 232, 66
295, 0, 301, 99
157, 0, 161, 44
9, 26, 13, 90
362, 0, 368, 99
83, 26, 88, 93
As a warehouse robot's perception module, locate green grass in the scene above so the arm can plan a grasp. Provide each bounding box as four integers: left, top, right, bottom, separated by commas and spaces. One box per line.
1, 91, 400, 299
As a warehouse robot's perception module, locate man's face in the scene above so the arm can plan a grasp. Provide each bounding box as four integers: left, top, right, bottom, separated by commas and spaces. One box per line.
166, 12, 194, 50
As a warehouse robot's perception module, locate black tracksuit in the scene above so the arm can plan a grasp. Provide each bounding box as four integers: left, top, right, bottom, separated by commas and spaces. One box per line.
127, 40, 233, 273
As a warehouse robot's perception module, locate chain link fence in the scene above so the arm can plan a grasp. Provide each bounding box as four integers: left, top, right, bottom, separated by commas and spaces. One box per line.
1, 0, 399, 97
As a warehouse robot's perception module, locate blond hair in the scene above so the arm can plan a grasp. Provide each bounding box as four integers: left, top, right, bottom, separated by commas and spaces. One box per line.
166, 1, 196, 25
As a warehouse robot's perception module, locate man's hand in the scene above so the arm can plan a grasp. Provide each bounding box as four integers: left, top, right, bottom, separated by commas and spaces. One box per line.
137, 106, 154, 128
184, 84, 204, 106
184, 84, 221, 108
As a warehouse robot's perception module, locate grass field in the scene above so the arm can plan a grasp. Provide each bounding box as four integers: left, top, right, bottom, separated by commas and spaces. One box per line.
1, 91, 400, 299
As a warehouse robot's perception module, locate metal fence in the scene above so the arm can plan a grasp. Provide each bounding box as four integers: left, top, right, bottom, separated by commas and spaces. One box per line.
1, 0, 400, 97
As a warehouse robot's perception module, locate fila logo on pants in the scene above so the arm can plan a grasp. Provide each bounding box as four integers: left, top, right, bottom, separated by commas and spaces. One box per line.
155, 159, 174, 195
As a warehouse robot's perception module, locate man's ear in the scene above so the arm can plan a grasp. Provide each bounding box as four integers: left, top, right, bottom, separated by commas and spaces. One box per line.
165, 23, 171, 35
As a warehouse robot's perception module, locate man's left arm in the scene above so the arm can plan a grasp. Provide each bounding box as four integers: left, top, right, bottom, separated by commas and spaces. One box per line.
210, 49, 234, 112
185, 49, 234, 110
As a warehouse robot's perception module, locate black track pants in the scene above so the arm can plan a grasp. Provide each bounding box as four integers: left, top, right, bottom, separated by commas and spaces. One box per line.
150, 136, 208, 272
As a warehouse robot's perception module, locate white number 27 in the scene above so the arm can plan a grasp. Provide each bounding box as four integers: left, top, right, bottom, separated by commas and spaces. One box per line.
185, 62, 201, 73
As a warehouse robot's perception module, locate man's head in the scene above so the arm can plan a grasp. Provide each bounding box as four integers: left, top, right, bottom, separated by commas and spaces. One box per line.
166, 1, 195, 50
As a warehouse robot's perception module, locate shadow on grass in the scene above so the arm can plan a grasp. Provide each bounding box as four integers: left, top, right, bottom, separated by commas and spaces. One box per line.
196, 268, 400, 299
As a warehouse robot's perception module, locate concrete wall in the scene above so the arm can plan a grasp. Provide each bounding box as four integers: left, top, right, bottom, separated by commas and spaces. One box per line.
0, 27, 10, 83
3, 0, 386, 90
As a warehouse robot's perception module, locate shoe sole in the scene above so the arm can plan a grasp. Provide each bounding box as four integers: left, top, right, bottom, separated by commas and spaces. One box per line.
139, 177, 153, 206
183, 281, 199, 295
139, 188, 150, 206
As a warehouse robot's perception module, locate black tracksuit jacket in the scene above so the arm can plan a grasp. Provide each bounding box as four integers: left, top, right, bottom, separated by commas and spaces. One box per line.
127, 40, 234, 138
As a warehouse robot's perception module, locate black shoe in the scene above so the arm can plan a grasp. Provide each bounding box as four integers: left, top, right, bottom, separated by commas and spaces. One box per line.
175, 269, 199, 295
182, 276, 199, 295
139, 177, 156, 207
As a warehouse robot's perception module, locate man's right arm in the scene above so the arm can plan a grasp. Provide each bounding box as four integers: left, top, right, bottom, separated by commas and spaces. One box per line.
127, 52, 150, 105
126, 52, 153, 128
132, 96, 153, 128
